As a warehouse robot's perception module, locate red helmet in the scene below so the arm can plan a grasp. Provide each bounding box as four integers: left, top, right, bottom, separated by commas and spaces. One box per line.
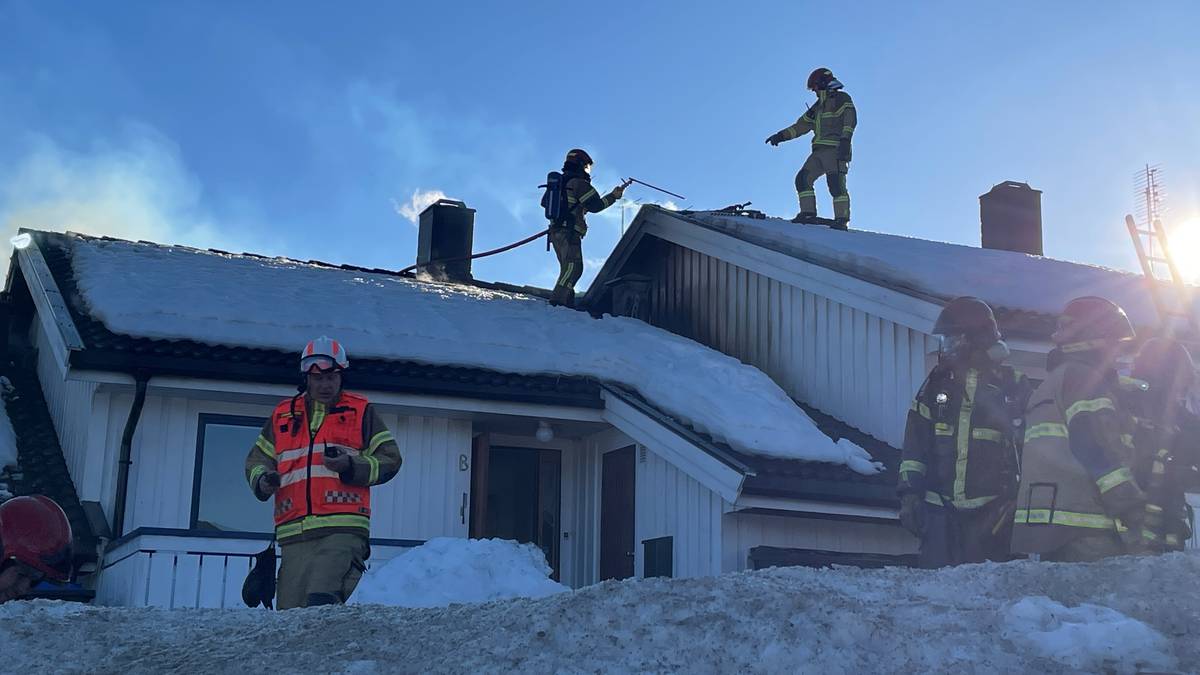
0, 496, 73, 583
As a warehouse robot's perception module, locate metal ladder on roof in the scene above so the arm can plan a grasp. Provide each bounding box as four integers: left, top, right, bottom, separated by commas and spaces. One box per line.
1124, 213, 1199, 339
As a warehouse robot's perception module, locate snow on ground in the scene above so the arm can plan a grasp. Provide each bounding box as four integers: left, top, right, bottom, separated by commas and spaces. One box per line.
68, 237, 877, 469
3, 553, 1197, 674
692, 211, 1197, 328
349, 538, 568, 608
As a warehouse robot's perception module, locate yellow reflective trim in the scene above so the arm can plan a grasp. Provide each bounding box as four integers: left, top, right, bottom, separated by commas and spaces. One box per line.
366, 430, 394, 457
1146, 503, 1163, 513
971, 428, 1004, 443
248, 464, 266, 489
934, 423, 954, 436
1166, 535, 1180, 546
900, 460, 927, 475
310, 401, 327, 434
365, 454, 380, 484
832, 196, 850, 203
912, 401, 932, 420
1152, 461, 1166, 475
813, 139, 839, 147
797, 190, 817, 198
1014, 508, 1115, 529
1096, 466, 1133, 494
952, 495, 997, 510
1065, 397, 1115, 424
254, 435, 277, 460
925, 491, 944, 506
576, 188, 598, 203
954, 369, 978, 502
1025, 422, 1068, 442
841, 126, 855, 134
276, 513, 370, 540
1120, 434, 1134, 449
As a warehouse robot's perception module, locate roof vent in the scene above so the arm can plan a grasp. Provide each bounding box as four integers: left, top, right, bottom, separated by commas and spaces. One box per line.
417, 199, 476, 282
980, 181, 1043, 256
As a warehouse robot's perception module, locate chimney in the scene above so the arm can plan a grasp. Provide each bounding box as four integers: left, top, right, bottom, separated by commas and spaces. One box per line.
417, 199, 476, 282
980, 181, 1043, 256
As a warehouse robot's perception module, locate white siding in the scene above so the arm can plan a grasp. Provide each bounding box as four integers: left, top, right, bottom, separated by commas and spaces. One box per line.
30, 320, 101, 501
635, 447, 723, 578
721, 511, 918, 573
648, 242, 937, 447
111, 388, 471, 542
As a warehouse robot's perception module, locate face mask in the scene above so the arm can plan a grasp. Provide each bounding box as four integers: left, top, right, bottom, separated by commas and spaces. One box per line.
939, 334, 968, 358
584, 164, 593, 175
986, 340, 1011, 363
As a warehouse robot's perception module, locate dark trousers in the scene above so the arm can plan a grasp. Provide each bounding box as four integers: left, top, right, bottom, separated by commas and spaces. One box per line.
550, 227, 583, 306
919, 498, 1014, 568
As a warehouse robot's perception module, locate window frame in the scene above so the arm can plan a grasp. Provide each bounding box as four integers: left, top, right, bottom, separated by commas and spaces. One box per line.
190, 413, 271, 535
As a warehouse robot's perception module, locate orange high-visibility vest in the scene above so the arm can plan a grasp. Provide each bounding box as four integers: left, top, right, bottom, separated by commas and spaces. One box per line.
271, 392, 372, 538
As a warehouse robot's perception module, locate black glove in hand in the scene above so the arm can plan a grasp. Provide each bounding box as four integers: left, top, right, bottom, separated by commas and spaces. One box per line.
837, 138, 852, 162
258, 470, 281, 496
899, 492, 925, 537
765, 133, 784, 147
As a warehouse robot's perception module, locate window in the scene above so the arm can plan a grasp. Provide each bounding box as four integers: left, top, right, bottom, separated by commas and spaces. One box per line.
191, 414, 273, 534
643, 536, 673, 578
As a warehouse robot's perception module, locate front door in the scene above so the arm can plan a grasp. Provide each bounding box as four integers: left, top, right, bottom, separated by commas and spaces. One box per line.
482, 447, 562, 579
600, 446, 636, 581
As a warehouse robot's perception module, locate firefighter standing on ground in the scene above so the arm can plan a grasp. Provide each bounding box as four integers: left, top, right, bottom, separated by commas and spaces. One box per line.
899, 297, 1029, 568
0, 495, 73, 603
245, 337, 402, 609
1124, 337, 1199, 552
548, 148, 629, 308
1011, 297, 1154, 562
765, 67, 857, 230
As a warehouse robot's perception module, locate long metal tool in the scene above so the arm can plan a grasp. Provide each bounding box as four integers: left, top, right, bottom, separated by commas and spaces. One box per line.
626, 177, 686, 201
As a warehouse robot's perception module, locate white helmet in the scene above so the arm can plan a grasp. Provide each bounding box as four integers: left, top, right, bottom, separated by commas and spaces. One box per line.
300, 336, 349, 374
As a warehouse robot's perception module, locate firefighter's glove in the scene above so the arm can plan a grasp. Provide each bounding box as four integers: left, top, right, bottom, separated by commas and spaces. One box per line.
765, 132, 785, 147
837, 138, 852, 162
899, 493, 925, 537
258, 471, 281, 497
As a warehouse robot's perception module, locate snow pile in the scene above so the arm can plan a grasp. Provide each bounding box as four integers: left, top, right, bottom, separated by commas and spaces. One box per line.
693, 211, 1197, 328
68, 237, 878, 469
2, 553, 1197, 673
349, 538, 569, 608
1001, 596, 1175, 672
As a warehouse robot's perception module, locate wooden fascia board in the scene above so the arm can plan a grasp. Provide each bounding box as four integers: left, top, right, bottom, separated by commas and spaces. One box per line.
600, 389, 744, 503
732, 493, 899, 521
643, 211, 943, 333
16, 240, 83, 372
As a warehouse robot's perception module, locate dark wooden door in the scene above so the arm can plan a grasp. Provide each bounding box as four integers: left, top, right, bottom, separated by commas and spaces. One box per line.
600, 446, 636, 581
469, 434, 490, 538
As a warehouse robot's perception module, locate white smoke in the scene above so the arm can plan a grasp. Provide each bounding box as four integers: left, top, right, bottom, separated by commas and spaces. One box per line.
393, 188, 450, 225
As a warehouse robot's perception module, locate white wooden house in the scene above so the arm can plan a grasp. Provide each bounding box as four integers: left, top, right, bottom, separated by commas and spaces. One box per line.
1, 190, 1191, 608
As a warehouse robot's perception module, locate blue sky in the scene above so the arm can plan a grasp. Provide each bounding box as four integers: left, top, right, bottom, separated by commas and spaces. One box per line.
3, 1, 1199, 289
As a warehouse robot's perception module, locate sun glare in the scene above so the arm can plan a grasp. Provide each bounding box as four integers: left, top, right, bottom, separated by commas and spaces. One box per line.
1166, 219, 1200, 283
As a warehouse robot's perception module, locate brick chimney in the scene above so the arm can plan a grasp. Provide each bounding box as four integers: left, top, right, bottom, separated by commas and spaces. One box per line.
980, 181, 1043, 256
417, 199, 476, 282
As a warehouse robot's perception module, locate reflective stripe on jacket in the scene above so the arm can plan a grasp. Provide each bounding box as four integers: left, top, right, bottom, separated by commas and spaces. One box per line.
1011, 358, 1145, 554
900, 362, 1026, 510
563, 175, 619, 237
260, 392, 376, 543
776, 90, 857, 149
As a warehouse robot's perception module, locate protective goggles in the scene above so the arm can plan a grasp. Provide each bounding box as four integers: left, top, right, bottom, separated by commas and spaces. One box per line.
301, 356, 342, 374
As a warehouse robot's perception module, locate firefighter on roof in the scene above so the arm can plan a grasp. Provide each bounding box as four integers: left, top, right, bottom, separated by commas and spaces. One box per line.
899, 297, 1030, 568
765, 67, 857, 230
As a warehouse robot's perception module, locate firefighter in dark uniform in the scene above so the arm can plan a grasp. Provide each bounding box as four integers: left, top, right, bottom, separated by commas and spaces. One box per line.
548, 148, 629, 308
765, 67, 857, 230
1125, 337, 1199, 552
1012, 297, 1154, 562
899, 297, 1030, 568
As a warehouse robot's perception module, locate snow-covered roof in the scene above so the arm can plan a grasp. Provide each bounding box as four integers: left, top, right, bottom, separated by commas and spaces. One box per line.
635, 208, 1197, 331
41, 233, 877, 470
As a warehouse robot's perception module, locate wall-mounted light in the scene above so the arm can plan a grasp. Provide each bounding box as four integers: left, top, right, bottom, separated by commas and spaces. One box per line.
535, 420, 554, 443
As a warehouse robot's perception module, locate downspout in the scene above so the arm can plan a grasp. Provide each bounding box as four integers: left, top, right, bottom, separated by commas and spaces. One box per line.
112, 371, 150, 538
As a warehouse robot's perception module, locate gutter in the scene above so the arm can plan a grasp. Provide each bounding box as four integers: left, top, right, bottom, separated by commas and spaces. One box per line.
112, 371, 150, 538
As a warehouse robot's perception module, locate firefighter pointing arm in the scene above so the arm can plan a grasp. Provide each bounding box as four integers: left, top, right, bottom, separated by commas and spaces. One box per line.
545, 149, 628, 308
766, 67, 856, 230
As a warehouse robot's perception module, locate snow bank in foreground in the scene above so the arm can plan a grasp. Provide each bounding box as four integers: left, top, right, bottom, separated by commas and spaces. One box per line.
2, 553, 1196, 673
695, 211, 1197, 328
350, 538, 568, 608
1001, 596, 1174, 672
69, 238, 878, 469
